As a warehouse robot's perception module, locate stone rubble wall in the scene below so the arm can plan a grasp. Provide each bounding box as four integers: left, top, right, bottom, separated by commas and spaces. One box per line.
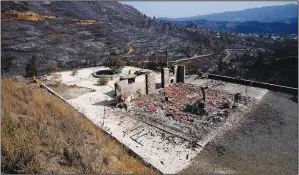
177, 65, 186, 83
161, 67, 170, 88
146, 71, 156, 95
115, 74, 146, 100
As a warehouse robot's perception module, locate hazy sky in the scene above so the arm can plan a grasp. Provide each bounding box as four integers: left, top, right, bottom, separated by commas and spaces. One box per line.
121, 1, 297, 18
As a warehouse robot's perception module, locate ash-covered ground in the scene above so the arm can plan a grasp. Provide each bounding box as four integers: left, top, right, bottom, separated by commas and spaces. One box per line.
129, 83, 254, 143
180, 91, 298, 174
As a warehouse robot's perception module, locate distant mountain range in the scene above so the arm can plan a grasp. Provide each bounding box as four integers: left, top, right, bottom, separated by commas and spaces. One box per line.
159, 3, 298, 23
158, 3, 298, 34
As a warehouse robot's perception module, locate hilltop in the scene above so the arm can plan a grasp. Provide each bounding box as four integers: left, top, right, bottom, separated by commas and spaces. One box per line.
158, 4, 298, 34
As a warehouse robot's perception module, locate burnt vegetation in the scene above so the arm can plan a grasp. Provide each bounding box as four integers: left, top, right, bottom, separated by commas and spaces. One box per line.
1, 1, 298, 88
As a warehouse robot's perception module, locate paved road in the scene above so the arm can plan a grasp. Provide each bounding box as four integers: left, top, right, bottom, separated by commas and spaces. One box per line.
129, 48, 246, 64
171, 52, 214, 63
180, 91, 298, 174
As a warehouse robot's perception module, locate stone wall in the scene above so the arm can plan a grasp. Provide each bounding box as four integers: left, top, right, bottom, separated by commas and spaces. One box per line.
207, 73, 298, 95
115, 74, 146, 100
93, 73, 120, 81
169, 65, 178, 86
115, 71, 157, 101
161, 68, 170, 88
161, 65, 185, 87
177, 65, 185, 83
115, 65, 186, 101
146, 71, 156, 94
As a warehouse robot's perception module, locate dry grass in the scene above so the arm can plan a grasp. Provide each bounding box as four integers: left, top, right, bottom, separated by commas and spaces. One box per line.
1, 78, 156, 174
1, 10, 99, 26
1, 10, 56, 22
73, 19, 98, 25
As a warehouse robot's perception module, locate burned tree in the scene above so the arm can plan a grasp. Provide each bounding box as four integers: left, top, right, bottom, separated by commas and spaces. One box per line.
25, 56, 37, 77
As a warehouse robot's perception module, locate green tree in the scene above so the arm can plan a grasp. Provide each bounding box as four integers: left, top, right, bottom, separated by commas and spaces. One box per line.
1, 54, 13, 74
103, 53, 124, 74
185, 62, 198, 75
25, 56, 37, 77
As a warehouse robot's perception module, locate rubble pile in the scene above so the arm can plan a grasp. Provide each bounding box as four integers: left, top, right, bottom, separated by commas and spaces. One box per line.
128, 83, 257, 142
131, 83, 253, 125
131, 84, 201, 120
164, 83, 199, 105
205, 89, 230, 108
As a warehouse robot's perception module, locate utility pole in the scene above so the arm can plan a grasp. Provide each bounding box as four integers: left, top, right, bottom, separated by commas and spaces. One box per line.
238, 54, 245, 79
165, 49, 168, 67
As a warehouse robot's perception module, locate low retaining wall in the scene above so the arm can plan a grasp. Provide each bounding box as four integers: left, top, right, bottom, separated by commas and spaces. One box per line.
206, 74, 298, 95
92, 73, 120, 81
40, 83, 68, 102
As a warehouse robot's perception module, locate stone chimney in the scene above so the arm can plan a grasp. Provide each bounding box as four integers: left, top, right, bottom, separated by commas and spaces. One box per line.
177, 65, 185, 83
146, 71, 155, 94
161, 68, 169, 88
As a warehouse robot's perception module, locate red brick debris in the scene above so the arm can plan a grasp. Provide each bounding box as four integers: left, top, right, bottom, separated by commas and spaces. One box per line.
205, 89, 229, 107
132, 97, 150, 107
145, 104, 158, 112
130, 84, 231, 122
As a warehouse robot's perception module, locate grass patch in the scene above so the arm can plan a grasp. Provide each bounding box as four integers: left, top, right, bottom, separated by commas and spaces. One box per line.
1, 10, 56, 22
1, 77, 156, 174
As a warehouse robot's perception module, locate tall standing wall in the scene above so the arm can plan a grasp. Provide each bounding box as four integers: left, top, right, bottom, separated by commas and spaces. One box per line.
146, 71, 155, 94
161, 68, 170, 88
177, 65, 185, 83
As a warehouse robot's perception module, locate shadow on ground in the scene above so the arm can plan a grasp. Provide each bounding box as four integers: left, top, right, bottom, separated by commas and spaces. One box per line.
181, 91, 298, 174
92, 100, 115, 106
104, 90, 115, 98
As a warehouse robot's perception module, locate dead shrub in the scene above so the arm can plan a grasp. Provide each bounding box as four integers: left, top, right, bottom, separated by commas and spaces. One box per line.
71, 69, 78, 76
97, 76, 108, 86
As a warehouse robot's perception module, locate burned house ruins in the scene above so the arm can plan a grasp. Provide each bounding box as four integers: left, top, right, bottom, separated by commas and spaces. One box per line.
113, 64, 254, 143
115, 65, 186, 105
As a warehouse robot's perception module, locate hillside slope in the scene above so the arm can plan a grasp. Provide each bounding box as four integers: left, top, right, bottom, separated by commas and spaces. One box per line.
1, 1, 221, 75
1, 77, 156, 174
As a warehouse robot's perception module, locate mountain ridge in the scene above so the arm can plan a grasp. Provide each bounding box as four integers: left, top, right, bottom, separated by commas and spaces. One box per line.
158, 3, 298, 23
